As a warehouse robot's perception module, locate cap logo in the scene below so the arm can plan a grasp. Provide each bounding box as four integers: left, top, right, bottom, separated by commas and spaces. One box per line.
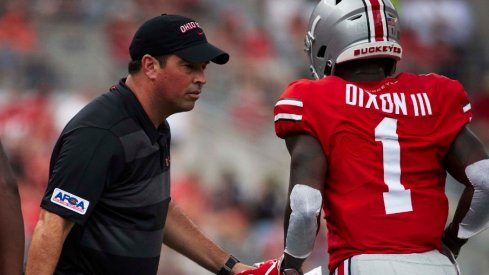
180, 21, 201, 33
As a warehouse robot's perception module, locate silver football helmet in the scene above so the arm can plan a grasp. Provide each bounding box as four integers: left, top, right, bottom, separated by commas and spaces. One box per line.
305, 0, 402, 79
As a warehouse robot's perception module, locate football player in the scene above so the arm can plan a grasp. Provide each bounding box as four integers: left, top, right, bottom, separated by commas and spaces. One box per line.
239, 0, 489, 274
0, 139, 24, 275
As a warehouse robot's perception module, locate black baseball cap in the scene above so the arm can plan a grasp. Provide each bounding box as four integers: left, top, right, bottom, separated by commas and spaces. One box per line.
129, 14, 229, 64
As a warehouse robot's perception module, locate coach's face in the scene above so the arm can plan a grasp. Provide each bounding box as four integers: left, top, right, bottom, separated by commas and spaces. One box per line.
154, 54, 208, 114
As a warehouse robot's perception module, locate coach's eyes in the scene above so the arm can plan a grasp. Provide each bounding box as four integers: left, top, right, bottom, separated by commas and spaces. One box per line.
182, 62, 207, 71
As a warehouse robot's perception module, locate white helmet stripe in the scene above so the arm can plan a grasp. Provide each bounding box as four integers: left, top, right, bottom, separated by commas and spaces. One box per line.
364, 0, 388, 42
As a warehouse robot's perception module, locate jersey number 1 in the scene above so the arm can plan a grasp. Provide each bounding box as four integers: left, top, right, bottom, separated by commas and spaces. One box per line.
375, 117, 413, 214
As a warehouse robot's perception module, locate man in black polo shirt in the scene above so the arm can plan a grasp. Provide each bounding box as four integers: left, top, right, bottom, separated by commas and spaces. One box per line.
26, 14, 250, 275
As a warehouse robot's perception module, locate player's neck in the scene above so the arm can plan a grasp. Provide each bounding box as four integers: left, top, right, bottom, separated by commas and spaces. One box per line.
335, 67, 387, 83
342, 73, 386, 83
334, 59, 389, 82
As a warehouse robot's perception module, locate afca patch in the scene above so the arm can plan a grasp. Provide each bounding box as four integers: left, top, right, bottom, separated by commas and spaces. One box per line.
50, 188, 90, 215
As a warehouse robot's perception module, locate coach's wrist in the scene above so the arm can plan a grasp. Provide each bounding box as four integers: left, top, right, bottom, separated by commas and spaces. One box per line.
217, 255, 240, 275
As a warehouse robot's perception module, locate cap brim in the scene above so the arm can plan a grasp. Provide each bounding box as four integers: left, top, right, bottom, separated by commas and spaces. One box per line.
174, 42, 229, 65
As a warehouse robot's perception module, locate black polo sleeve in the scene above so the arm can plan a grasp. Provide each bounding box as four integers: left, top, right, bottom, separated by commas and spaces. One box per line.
41, 127, 125, 225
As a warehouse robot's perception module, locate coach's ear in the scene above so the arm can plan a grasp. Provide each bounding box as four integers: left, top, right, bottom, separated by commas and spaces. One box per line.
141, 54, 160, 80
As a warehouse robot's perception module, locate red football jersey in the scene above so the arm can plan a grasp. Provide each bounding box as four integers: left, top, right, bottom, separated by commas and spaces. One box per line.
274, 72, 472, 272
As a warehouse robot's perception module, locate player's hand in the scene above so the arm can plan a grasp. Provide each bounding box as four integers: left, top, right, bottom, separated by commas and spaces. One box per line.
235, 257, 302, 275
441, 223, 468, 258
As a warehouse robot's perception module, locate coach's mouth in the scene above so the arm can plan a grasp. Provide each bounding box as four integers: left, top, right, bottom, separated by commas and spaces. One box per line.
186, 91, 201, 100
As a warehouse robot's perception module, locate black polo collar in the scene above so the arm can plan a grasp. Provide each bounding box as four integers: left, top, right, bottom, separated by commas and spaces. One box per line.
112, 78, 170, 145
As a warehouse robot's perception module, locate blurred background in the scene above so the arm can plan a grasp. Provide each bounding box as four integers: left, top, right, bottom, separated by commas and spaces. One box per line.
0, 0, 488, 274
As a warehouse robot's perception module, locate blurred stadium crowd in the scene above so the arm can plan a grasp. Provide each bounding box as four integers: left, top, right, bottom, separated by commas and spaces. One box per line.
1, 0, 489, 274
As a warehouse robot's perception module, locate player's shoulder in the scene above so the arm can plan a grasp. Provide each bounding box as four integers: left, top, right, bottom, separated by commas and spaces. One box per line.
398, 72, 469, 113
285, 78, 314, 91
288, 76, 345, 86
283, 76, 346, 97
398, 72, 463, 89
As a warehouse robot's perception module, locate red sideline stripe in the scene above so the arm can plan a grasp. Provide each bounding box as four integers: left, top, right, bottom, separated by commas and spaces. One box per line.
367, 0, 385, 41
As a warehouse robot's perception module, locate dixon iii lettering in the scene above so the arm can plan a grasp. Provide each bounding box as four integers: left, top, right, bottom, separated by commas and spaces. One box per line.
345, 84, 433, 117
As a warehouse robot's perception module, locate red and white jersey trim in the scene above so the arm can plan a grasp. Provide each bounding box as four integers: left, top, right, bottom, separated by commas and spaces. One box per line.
274, 98, 304, 122
274, 113, 302, 122
276, 99, 304, 107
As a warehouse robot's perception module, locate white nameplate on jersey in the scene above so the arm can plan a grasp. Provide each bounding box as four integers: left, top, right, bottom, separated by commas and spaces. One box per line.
50, 188, 90, 215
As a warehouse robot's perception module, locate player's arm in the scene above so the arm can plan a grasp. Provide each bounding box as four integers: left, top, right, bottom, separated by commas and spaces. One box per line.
25, 209, 74, 275
163, 200, 251, 274
280, 134, 327, 273
0, 140, 24, 275
443, 125, 489, 257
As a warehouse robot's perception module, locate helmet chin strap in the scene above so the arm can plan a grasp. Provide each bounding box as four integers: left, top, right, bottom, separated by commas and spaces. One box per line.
306, 44, 320, 79
308, 60, 332, 80
324, 60, 333, 77
309, 65, 320, 80
305, 15, 321, 79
